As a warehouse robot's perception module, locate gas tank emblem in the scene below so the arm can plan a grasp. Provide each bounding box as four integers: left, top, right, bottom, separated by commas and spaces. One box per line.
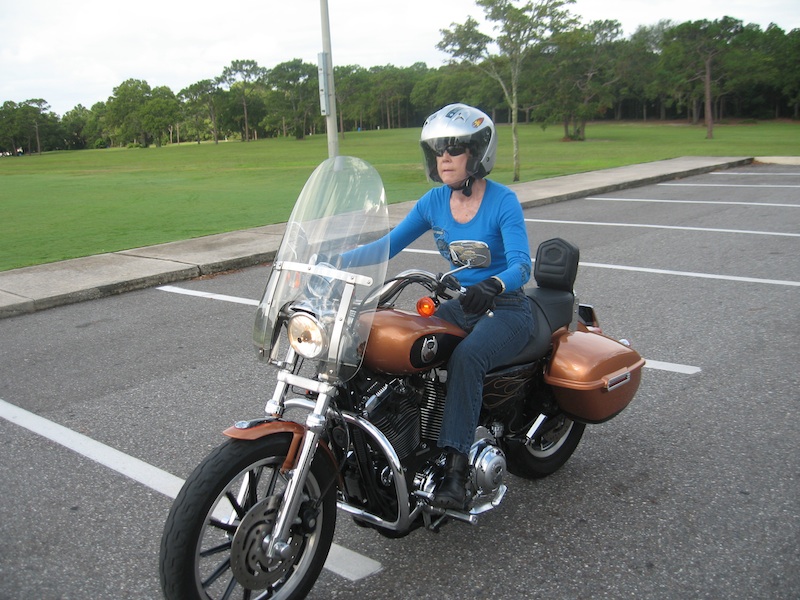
420, 335, 438, 363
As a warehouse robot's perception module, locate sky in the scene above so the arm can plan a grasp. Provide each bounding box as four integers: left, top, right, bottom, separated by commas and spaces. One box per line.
1, 0, 797, 117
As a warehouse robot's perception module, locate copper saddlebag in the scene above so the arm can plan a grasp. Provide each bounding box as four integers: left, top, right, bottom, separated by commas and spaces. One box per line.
544, 329, 645, 423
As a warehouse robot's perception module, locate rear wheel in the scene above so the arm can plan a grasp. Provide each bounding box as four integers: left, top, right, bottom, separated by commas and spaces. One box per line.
160, 434, 337, 600
506, 416, 585, 479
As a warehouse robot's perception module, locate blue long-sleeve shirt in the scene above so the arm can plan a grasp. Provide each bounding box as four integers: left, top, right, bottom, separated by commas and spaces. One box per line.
345, 180, 531, 291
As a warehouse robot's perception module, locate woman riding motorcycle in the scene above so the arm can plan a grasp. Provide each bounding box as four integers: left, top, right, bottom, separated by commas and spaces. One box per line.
344, 103, 534, 509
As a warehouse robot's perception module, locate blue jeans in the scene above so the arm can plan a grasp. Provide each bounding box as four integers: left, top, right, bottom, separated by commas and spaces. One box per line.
435, 289, 534, 455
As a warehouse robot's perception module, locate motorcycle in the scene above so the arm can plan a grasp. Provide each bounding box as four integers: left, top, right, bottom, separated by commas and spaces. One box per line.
159, 156, 645, 599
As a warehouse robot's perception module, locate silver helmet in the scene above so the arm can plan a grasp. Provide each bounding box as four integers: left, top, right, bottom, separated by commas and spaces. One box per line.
420, 103, 497, 183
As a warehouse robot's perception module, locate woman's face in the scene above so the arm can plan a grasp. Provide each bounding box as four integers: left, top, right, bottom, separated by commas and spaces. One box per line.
436, 146, 470, 186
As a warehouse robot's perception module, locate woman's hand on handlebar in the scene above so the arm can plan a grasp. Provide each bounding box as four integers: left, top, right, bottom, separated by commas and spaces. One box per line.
460, 277, 503, 315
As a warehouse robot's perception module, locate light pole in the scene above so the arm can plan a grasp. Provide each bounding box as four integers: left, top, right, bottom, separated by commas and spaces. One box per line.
319, 0, 339, 158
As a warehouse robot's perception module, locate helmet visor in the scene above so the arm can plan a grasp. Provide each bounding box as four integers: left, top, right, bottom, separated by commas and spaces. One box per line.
428, 141, 469, 157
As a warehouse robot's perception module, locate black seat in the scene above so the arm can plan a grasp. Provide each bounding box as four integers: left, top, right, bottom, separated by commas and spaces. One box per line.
489, 238, 579, 372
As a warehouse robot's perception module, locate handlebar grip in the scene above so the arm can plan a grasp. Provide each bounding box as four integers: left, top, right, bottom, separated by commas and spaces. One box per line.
454, 287, 493, 316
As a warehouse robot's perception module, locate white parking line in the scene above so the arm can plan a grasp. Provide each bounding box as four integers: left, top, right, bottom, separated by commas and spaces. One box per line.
660, 183, 800, 188
586, 197, 799, 208
0, 398, 186, 498
643, 360, 701, 375
157, 285, 260, 306
0, 398, 381, 581
713, 172, 800, 176
524, 218, 800, 238
578, 261, 800, 287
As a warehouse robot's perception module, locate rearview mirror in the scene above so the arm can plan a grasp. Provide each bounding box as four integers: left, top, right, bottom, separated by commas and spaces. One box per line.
449, 240, 491, 268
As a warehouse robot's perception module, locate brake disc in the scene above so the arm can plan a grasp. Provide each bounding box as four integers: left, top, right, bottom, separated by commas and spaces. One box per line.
229, 495, 302, 588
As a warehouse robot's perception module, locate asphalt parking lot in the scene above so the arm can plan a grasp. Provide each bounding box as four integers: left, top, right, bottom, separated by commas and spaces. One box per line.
1, 161, 798, 599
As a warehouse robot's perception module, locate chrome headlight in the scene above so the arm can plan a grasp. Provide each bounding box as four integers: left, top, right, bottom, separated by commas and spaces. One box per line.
287, 312, 328, 359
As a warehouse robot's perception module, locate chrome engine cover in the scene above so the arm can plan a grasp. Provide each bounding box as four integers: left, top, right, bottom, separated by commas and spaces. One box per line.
468, 438, 506, 498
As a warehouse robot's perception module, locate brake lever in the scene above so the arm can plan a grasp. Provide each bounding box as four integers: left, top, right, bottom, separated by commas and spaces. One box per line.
436, 273, 463, 300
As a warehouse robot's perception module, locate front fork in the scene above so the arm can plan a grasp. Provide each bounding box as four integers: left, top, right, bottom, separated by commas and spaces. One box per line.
263, 352, 335, 560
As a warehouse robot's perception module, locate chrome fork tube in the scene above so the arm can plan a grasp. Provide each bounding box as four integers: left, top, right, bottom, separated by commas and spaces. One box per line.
266, 387, 333, 559
264, 347, 297, 417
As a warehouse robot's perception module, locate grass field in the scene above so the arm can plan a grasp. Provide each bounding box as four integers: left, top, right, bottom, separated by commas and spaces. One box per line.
1, 120, 798, 272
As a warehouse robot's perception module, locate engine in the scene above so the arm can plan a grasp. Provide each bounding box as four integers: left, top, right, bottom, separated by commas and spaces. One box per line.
364, 379, 420, 461
361, 371, 507, 509
362, 372, 447, 461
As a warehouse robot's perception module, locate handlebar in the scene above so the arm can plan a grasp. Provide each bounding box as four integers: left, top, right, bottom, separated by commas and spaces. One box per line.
371, 269, 444, 307
368, 269, 496, 316
362, 268, 494, 317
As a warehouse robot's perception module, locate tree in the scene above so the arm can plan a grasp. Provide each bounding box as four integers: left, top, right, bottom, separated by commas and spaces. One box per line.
750, 24, 800, 119
717, 24, 775, 119
62, 104, 91, 149
366, 64, 428, 130
106, 79, 152, 146
85, 101, 110, 148
439, 0, 578, 181
627, 21, 675, 120
219, 60, 267, 141
539, 20, 623, 140
0, 101, 21, 153
140, 86, 180, 146
266, 59, 318, 139
180, 79, 222, 143
334, 65, 370, 134
16, 99, 55, 154
410, 64, 501, 121
662, 17, 743, 138
369, 65, 402, 129
781, 28, 800, 118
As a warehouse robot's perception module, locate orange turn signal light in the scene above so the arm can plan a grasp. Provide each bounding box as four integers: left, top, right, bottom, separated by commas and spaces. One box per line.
416, 296, 437, 317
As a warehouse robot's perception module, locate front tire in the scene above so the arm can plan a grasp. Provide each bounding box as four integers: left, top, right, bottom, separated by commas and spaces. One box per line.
506, 416, 586, 479
160, 434, 337, 600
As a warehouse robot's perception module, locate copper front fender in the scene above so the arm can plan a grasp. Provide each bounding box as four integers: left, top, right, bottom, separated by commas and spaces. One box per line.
223, 419, 340, 479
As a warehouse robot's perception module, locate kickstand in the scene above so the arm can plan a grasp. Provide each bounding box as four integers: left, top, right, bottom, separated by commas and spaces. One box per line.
423, 510, 448, 532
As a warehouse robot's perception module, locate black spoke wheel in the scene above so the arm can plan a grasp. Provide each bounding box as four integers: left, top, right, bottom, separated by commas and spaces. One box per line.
160, 434, 337, 600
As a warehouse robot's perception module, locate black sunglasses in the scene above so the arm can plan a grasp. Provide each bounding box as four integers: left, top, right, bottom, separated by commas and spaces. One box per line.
432, 143, 468, 157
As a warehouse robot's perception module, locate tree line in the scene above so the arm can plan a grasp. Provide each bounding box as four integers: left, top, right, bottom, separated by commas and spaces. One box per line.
1, 4, 797, 159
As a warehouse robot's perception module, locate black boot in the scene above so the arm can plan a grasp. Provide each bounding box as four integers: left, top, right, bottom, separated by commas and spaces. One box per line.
432, 451, 468, 510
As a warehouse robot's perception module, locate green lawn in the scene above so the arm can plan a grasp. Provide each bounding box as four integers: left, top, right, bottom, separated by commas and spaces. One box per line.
1, 120, 797, 272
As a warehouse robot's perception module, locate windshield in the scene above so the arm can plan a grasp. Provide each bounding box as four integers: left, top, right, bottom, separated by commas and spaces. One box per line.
254, 156, 389, 382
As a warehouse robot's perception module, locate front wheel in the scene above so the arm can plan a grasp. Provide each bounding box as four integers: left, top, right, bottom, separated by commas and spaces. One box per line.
160, 434, 337, 600
506, 416, 586, 479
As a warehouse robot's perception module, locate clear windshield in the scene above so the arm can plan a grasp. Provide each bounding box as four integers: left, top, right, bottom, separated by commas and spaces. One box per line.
254, 156, 389, 382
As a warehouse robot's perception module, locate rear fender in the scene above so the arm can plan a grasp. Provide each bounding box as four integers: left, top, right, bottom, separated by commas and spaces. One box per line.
223, 418, 340, 480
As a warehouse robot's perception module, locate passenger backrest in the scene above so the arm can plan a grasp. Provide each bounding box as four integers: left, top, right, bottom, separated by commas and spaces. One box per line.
534, 238, 580, 292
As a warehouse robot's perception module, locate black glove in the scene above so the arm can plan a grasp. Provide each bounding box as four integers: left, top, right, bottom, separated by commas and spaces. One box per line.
460, 277, 503, 314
